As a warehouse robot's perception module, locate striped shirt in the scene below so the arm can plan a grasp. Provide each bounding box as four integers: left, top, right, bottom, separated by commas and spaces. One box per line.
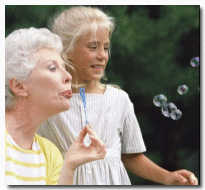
38, 85, 146, 185
5, 131, 63, 185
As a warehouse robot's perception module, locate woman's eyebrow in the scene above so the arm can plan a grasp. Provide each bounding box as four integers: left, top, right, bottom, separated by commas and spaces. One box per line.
44, 60, 57, 64
44, 60, 65, 67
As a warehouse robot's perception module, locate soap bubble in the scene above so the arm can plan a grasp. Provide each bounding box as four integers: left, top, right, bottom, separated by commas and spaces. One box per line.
177, 85, 188, 95
161, 103, 177, 117
153, 94, 167, 107
170, 109, 182, 120
190, 57, 199, 67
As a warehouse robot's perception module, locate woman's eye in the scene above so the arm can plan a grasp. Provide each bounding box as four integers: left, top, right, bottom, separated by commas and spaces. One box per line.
104, 47, 109, 51
48, 66, 57, 72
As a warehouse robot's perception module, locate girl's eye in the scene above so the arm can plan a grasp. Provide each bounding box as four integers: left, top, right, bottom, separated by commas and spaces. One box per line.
104, 47, 109, 51
90, 46, 97, 50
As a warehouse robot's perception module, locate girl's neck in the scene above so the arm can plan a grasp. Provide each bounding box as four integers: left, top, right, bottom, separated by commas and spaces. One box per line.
73, 80, 106, 94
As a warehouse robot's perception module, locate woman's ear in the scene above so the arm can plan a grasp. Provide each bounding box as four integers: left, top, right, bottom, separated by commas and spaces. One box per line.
9, 79, 28, 97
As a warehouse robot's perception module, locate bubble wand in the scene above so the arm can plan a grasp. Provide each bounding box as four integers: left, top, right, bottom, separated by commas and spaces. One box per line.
79, 87, 89, 125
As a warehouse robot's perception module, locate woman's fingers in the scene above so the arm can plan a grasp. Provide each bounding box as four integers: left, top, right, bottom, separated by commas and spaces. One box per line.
74, 126, 87, 143
89, 135, 105, 150
89, 134, 106, 158
85, 125, 96, 135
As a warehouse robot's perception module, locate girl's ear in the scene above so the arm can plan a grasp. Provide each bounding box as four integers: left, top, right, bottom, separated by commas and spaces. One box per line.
66, 52, 73, 62
9, 79, 28, 97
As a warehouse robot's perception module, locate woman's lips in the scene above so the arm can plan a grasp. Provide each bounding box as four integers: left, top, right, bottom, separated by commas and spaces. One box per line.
60, 89, 73, 98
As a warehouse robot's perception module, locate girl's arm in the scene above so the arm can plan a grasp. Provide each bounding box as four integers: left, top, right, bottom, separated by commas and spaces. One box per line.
122, 153, 198, 185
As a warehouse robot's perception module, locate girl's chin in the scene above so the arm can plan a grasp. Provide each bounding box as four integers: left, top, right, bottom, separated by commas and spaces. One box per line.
84, 74, 103, 81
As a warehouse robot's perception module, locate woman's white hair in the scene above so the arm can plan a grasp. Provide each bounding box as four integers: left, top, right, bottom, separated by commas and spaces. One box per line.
5, 27, 63, 110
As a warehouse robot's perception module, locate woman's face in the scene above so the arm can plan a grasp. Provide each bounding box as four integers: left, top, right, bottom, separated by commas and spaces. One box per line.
25, 48, 72, 116
70, 27, 110, 82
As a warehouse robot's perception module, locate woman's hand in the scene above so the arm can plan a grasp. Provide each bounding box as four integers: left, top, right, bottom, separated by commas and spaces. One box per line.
164, 169, 198, 185
64, 125, 106, 171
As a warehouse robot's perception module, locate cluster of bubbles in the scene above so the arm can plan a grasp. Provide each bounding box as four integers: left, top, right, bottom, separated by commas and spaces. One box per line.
153, 94, 182, 120
151, 58, 199, 172
153, 57, 199, 120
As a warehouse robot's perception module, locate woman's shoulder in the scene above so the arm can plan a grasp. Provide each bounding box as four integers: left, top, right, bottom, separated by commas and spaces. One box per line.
35, 133, 62, 158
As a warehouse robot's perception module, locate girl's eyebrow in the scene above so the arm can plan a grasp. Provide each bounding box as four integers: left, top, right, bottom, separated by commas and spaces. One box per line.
86, 41, 110, 46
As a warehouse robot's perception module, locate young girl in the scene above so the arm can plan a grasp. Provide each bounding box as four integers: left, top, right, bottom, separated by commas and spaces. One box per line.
38, 6, 198, 185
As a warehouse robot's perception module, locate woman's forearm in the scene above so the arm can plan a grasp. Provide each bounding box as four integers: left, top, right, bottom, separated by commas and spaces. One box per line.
122, 153, 170, 184
58, 161, 75, 185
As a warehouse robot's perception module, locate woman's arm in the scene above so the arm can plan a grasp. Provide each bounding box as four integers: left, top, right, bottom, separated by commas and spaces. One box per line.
122, 153, 198, 185
58, 161, 74, 185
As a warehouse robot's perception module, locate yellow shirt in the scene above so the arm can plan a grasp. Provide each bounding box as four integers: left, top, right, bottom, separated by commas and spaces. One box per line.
5, 131, 63, 185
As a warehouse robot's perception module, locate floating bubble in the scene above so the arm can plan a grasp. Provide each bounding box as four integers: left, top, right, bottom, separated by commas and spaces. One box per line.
170, 109, 182, 120
190, 57, 199, 67
177, 85, 188, 95
161, 103, 177, 117
153, 94, 167, 107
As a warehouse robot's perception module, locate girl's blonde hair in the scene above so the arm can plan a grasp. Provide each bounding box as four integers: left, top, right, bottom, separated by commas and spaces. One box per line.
49, 6, 116, 88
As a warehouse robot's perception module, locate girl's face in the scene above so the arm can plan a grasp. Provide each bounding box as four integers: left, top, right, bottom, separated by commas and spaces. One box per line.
24, 48, 72, 117
69, 27, 110, 82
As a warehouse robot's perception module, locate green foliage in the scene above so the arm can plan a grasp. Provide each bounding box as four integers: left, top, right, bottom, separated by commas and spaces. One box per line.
106, 5, 199, 106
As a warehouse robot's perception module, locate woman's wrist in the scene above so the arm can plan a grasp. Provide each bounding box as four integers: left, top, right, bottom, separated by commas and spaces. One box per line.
63, 158, 77, 172
58, 160, 76, 185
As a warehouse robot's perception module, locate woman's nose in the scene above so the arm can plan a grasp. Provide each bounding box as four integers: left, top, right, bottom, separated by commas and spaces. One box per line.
63, 70, 72, 84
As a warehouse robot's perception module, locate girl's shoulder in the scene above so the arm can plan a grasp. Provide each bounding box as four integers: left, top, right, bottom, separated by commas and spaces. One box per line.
106, 85, 130, 100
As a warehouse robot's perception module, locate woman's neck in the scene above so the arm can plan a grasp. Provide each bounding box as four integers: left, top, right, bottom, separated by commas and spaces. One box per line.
5, 102, 45, 150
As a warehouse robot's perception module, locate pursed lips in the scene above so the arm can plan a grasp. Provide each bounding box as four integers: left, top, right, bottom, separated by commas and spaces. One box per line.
60, 89, 73, 98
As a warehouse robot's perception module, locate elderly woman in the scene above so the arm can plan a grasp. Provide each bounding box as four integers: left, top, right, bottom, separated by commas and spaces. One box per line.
5, 27, 106, 185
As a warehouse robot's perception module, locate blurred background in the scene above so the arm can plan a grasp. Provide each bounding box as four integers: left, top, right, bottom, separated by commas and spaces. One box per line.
5, 5, 200, 185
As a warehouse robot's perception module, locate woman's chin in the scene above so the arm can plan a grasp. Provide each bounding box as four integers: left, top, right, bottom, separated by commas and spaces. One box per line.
61, 103, 71, 112
53, 102, 71, 115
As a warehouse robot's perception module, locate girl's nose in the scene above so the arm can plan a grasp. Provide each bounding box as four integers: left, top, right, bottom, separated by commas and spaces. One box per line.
97, 48, 108, 61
